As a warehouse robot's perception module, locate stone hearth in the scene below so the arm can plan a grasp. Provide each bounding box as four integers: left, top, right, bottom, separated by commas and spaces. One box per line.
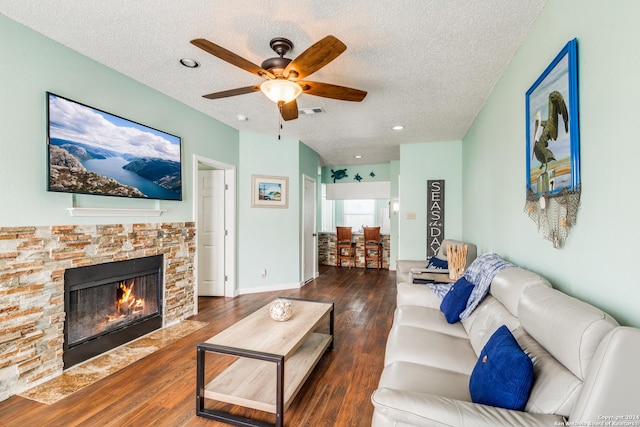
0, 222, 195, 402
18, 319, 206, 405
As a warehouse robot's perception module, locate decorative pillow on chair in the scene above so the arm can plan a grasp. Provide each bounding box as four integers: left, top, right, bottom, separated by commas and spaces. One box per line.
426, 256, 448, 270
469, 325, 534, 411
439, 276, 474, 324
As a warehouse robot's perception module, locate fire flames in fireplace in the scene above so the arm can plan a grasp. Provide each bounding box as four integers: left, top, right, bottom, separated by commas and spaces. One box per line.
67, 277, 157, 347
107, 280, 145, 323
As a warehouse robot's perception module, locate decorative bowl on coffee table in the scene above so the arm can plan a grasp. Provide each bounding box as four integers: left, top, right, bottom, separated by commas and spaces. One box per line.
269, 298, 293, 321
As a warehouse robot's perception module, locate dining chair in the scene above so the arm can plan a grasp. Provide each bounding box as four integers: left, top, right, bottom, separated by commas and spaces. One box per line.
363, 226, 382, 270
336, 226, 356, 268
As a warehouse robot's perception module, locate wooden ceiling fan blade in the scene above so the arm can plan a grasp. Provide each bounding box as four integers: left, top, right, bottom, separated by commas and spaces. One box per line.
298, 81, 367, 102
280, 99, 299, 121
191, 38, 275, 79
284, 35, 346, 80
202, 85, 261, 99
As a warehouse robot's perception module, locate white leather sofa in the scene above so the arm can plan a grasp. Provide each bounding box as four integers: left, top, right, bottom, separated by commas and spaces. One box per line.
372, 264, 640, 426
396, 239, 478, 285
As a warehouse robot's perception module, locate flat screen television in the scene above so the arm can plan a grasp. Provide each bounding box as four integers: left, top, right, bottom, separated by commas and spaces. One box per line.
47, 92, 182, 200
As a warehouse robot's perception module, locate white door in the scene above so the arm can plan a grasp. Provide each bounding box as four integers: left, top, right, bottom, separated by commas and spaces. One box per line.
303, 176, 317, 283
198, 169, 225, 296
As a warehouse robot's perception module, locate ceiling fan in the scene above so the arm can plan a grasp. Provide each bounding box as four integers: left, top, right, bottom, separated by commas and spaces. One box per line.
190, 35, 367, 121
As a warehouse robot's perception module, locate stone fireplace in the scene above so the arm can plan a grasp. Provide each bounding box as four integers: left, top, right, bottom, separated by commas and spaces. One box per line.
0, 222, 195, 402
63, 255, 164, 368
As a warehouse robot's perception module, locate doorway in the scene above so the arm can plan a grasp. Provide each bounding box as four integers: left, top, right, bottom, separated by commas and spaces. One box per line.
193, 155, 236, 312
302, 175, 317, 283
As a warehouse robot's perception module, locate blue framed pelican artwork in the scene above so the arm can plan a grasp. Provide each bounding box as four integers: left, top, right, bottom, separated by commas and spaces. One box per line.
525, 38, 580, 196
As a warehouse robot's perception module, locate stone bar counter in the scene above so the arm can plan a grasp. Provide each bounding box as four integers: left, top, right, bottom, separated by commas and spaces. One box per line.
318, 231, 390, 269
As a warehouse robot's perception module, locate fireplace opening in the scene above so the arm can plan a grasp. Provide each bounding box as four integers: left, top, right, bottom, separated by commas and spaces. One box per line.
63, 255, 163, 369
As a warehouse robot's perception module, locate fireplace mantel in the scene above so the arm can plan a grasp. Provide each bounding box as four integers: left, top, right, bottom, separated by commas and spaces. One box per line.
66, 207, 166, 217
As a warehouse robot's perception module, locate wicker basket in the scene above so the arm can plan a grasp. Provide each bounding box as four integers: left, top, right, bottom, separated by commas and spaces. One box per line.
447, 244, 468, 280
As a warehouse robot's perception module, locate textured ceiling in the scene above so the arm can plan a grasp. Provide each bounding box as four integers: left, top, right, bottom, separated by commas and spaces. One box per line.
0, 1, 546, 165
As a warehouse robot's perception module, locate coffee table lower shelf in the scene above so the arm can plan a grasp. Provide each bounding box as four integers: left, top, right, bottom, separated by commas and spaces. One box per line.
197, 332, 332, 427
206, 332, 331, 412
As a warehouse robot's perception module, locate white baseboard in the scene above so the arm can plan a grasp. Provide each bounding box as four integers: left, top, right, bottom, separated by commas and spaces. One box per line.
239, 282, 301, 295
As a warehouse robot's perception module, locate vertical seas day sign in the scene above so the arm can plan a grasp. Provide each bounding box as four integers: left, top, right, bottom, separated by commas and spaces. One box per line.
426, 180, 445, 257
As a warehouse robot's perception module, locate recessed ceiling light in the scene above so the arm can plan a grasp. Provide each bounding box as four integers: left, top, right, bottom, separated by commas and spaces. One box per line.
180, 58, 199, 68
391, 125, 404, 131
354, 155, 363, 159
237, 114, 248, 121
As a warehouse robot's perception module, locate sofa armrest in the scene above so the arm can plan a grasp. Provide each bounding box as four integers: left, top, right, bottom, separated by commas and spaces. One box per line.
371, 388, 564, 427
396, 260, 428, 284
569, 326, 640, 422
396, 283, 441, 308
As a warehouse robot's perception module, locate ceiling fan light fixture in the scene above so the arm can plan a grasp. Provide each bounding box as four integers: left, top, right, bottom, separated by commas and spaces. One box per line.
260, 79, 302, 104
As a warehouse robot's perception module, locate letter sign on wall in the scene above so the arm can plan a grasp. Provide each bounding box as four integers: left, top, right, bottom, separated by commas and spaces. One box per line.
426, 180, 445, 257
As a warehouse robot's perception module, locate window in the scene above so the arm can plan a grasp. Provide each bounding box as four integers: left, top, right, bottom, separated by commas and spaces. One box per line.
343, 200, 375, 231
320, 184, 390, 233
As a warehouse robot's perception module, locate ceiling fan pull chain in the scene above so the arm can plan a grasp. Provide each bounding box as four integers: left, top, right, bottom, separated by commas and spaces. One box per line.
278, 102, 283, 140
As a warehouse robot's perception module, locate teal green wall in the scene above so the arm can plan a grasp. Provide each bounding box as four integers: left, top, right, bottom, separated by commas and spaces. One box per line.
321, 163, 390, 183
0, 15, 239, 226
299, 142, 320, 275
299, 142, 320, 184
238, 132, 301, 291
462, 0, 640, 326
389, 160, 400, 270
399, 141, 463, 260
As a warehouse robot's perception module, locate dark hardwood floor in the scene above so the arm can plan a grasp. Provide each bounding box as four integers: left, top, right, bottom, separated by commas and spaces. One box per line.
0, 265, 396, 427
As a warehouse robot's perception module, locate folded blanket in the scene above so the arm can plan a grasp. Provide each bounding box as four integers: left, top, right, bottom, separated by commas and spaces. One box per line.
427, 282, 454, 299
460, 253, 513, 321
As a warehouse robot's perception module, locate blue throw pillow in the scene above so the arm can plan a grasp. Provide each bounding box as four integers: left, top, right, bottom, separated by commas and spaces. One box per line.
469, 325, 534, 411
439, 277, 474, 323
426, 256, 448, 270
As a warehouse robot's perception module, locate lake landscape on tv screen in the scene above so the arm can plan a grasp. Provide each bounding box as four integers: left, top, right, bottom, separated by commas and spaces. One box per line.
47, 93, 182, 200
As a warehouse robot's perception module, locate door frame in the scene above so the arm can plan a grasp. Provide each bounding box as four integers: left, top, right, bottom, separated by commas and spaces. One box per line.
193, 155, 237, 314
301, 174, 318, 284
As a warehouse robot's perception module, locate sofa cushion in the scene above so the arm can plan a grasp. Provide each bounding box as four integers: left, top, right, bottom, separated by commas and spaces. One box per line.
469, 325, 533, 411
396, 283, 442, 309
460, 253, 513, 321
378, 361, 471, 401
490, 267, 552, 317
513, 327, 583, 417
519, 283, 619, 380
371, 388, 565, 427
440, 276, 474, 323
384, 325, 478, 374
462, 295, 520, 355
393, 305, 468, 338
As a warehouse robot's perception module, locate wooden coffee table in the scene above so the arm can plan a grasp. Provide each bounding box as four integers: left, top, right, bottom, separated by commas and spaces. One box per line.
196, 297, 334, 427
